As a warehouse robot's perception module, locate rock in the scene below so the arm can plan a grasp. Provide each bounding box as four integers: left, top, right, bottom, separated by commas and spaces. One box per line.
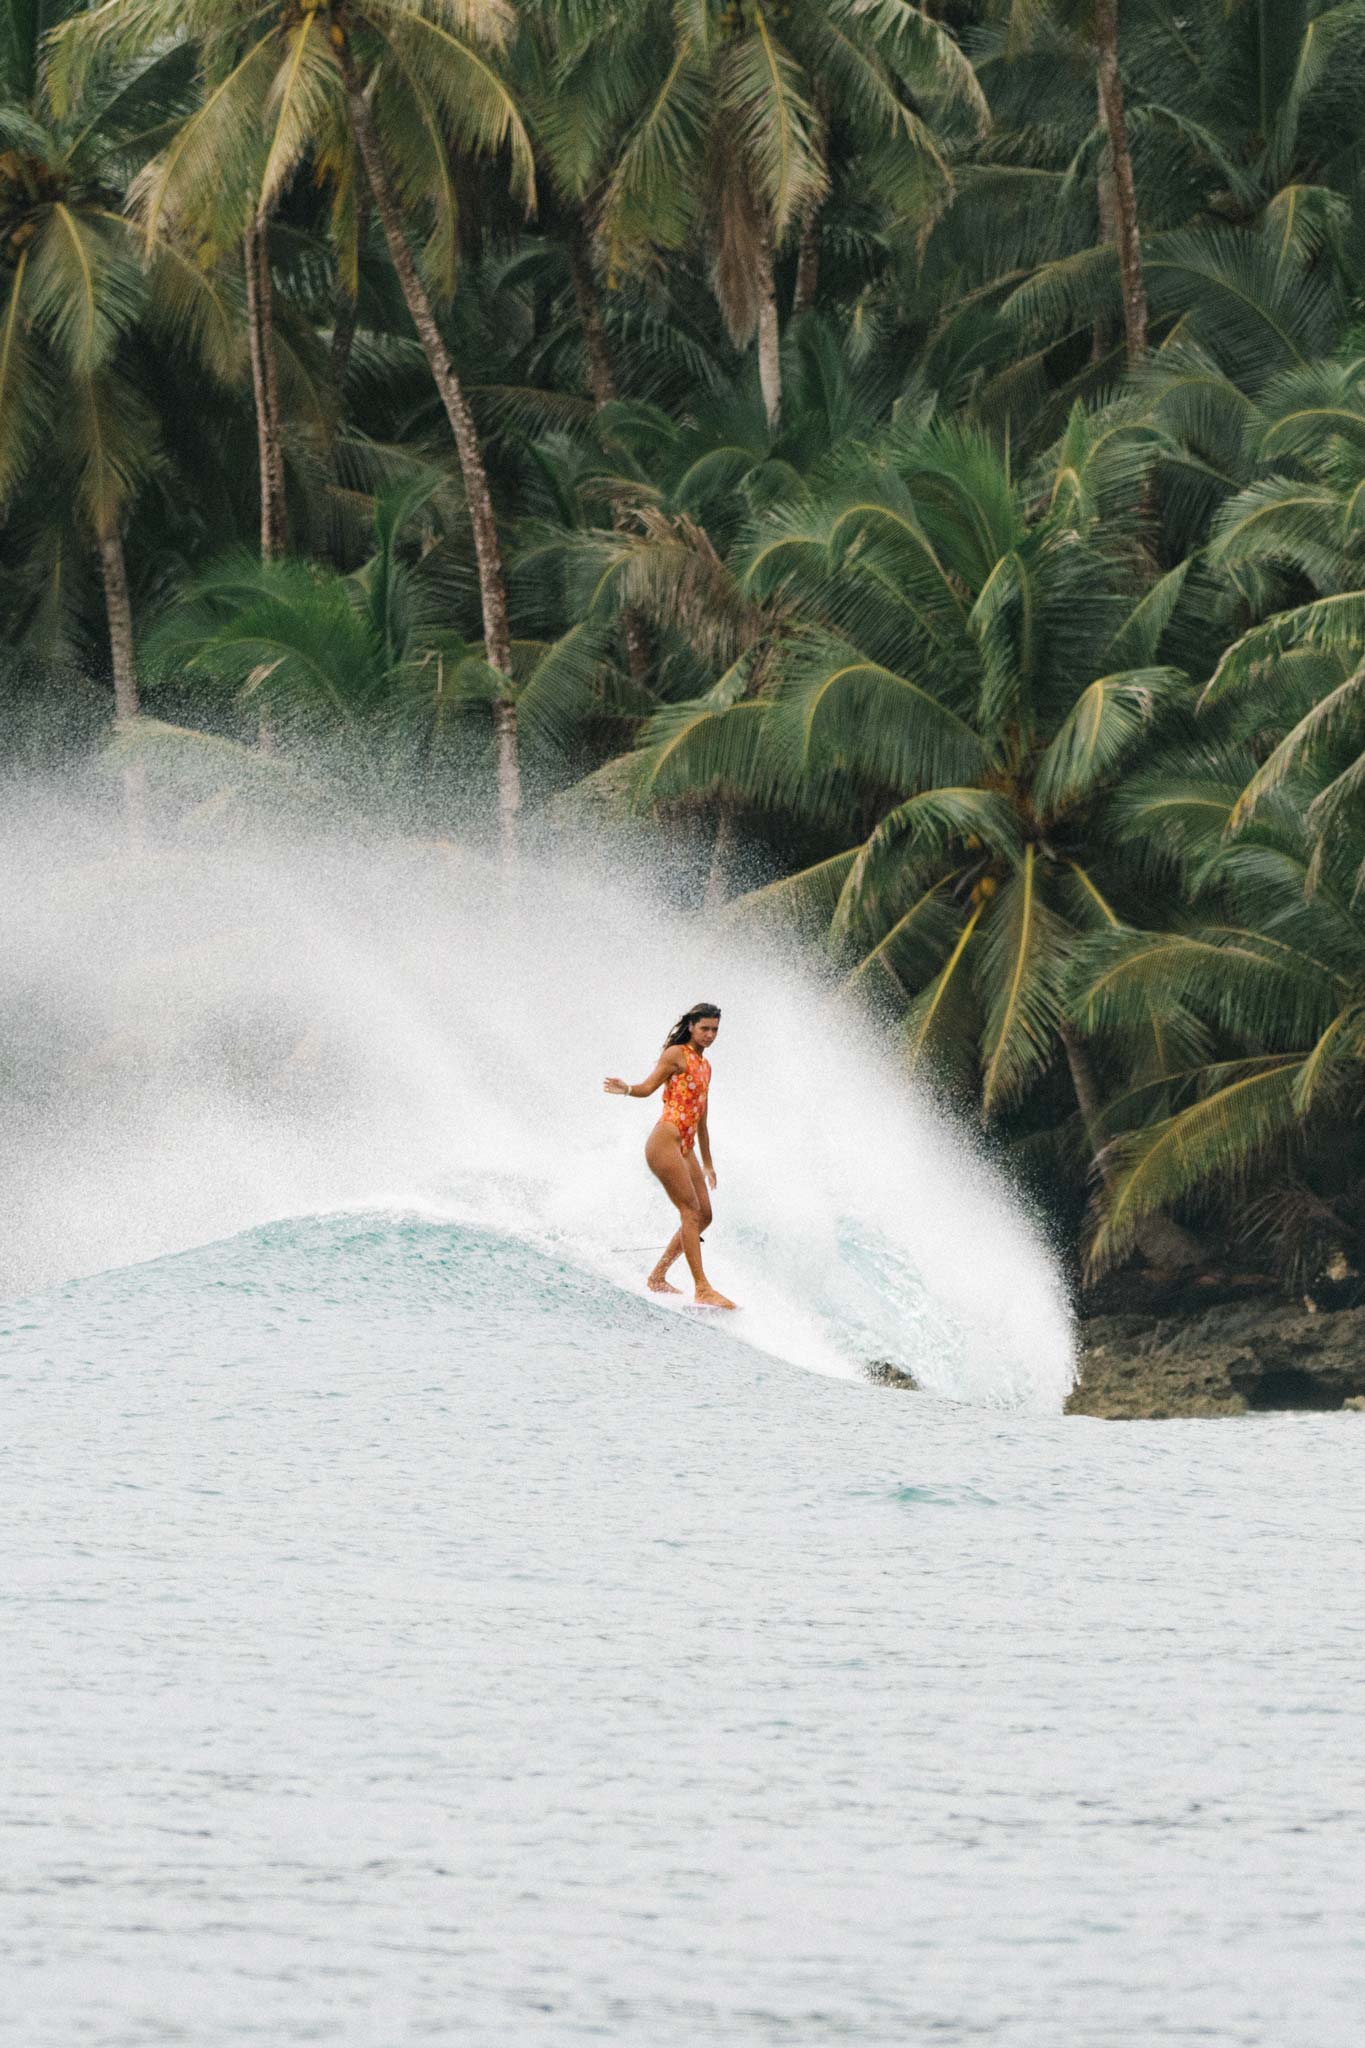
1069, 1299, 1365, 1419
867, 1361, 919, 1390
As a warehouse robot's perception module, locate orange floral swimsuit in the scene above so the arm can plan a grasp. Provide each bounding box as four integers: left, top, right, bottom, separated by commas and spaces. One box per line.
660, 1045, 710, 1156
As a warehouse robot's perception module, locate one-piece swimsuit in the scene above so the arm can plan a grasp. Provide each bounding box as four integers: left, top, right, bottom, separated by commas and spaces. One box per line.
659, 1045, 710, 1156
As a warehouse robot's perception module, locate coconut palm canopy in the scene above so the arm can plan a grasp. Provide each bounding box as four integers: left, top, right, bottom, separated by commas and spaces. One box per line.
5, 0, 1365, 1286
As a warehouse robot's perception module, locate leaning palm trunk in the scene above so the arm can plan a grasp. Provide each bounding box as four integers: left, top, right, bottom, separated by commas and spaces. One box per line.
1092, 76, 1117, 362
1093, 0, 1148, 366
244, 218, 286, 560
756, 234, 781, 432
97, 514, 144, 842
343, 67, 519, 840
97, 515, 138, 719
566, 219, 616, 413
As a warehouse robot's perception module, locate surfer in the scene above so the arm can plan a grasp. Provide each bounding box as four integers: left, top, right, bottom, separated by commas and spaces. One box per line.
603, 1003, 737, 1309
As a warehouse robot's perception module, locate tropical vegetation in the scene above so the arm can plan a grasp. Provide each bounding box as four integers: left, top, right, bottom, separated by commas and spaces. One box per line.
6, 0, 1365, 1294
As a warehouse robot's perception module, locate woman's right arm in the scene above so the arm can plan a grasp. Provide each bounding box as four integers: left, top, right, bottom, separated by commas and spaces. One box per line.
604, 1048, 684, 1098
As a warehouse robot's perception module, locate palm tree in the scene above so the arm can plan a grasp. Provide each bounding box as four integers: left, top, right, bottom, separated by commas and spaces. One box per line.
0, 13, 234, 720
1147, 0, 1365, 227
609, 404, 1204, 1152
1189, 356, 1365, 866
984, 0, 1149, 365
52, 0, 535, 841
542, 318, 903, 890
507, 0, 677, 686
146, 472, 625, 818
1075, 752, 1365, 1279
598, 0, 984, 431
905, 1, 1363, 448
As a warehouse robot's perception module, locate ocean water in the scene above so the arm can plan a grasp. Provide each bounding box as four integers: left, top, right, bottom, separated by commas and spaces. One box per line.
4, 812, 1364, 2042
5, 1212, 1365, 2045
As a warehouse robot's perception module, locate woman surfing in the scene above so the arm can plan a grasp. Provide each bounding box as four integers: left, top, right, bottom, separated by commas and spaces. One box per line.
603, 1003, 737, 1310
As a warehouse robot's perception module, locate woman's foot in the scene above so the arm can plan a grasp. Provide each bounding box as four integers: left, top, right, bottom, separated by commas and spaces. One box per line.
647, 1270, 682, 1295
694, 1284, 737, 1310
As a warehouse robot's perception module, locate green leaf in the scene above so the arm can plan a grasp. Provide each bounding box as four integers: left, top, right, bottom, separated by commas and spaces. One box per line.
1032, 667, 1184, 817
977, 844, 1068, 1116
1089, 1061, 1305, 1275
764, 631, 986, 796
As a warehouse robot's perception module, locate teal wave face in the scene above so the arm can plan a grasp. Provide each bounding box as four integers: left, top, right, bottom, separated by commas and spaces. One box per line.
5, 1210, 769, 1393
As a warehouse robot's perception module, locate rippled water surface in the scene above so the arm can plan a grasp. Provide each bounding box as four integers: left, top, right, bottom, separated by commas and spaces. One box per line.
5, 1212, 1364, 2046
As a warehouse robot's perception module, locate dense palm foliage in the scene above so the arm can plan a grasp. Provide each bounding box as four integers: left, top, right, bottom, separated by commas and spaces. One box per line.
7, 0, 1365, 1289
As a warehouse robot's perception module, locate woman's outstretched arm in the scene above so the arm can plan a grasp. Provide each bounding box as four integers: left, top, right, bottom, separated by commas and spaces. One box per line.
603, 1047, 686, 1098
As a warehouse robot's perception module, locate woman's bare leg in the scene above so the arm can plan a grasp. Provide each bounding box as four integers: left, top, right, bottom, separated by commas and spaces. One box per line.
645, 1129, 733, 1307
648, 1155, 712, 1293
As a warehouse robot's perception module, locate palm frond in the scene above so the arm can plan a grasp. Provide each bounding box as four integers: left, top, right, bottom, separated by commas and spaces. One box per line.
27, 205, 142, 372
258, 18, 338, 217
764, 629, 985, 795
515, 616, 624, 755
720, 12, 825, 240
1077, 925, 1342, 1053
1204, 592, 1365, 705
128, 28, 281, 248
904, 898, 984, 1088
1227, 660, 1365, 831
724, 845, 861, 942
1108, 560, 1193, 668
601, 37, 709, 258
1088, 1061, 1305, 1275
845, 873, 965, 1003
387, 6, 536, 208
0, 256, 49, 503
1033, 667, 1185, 817
1208, 474, 1351, 588
977, 844, 1067, 1117
630, 695, 770, 807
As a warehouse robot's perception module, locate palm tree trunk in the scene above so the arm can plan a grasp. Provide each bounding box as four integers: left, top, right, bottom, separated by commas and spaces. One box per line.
792, 202, 821, 315
756, 235, 781, 433
1060, 1022, 1200, 1272
244, 218, 286, 561
1061, 1022, 1109, 1165
98, 515, 144, 841
1093, 0, 1148, 367
98, 516, 138, 720
343, 66, 519, 840
1092, 76, 1117, 362
567, 219, 617, 412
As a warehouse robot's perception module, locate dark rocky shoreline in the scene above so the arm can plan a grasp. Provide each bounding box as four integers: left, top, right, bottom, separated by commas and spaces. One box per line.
1069, 1298, 1365, 1419
867, 1295, 1365, 1416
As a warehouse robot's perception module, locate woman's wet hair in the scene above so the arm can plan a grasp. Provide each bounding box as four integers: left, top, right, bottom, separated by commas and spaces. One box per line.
663, 1003, 721, 1048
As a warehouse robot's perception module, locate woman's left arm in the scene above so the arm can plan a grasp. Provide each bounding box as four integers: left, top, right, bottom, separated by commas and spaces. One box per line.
698, 1111, 717, 1190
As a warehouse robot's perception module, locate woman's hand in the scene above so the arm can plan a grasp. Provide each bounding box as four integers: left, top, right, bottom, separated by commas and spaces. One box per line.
703, 1166, 717, 1191
605, 1050, 682, 1101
